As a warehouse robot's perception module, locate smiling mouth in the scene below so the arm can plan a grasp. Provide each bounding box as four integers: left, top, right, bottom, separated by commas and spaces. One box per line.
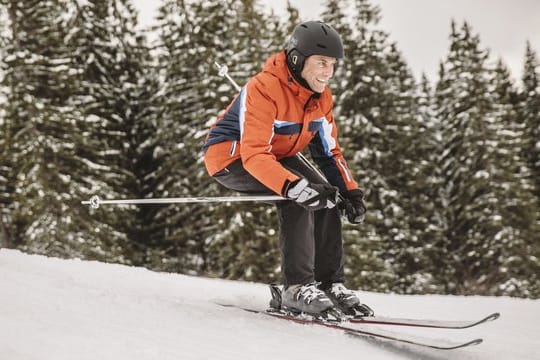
316, 78, 328, 84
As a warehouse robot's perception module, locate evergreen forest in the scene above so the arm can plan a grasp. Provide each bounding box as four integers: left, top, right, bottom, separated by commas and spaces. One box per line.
1, 0, 539, 298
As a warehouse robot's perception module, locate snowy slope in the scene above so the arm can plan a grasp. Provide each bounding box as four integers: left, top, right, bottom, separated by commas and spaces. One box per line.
1, 249, 538, 360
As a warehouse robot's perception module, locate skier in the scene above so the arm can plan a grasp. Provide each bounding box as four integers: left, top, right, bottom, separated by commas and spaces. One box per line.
203, 21, 373, 317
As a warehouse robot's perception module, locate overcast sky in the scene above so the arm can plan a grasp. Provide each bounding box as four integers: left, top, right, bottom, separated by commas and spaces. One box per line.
133, 0, 540, 82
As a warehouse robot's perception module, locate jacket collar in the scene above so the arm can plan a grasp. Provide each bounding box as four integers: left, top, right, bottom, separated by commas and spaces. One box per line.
263, 51, 323, 105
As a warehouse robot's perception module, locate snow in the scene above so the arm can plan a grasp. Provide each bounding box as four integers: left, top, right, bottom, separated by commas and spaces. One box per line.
1, 249, 539, 360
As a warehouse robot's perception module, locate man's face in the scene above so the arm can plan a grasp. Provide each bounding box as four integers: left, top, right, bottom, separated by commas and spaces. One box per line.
300, 55, 337, 93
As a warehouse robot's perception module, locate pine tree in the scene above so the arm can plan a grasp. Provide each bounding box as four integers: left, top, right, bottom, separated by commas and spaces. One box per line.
412, 74, 447, 293
377, 46, 445, 294
0, 2, 10, 247
487, 59, 540, 297
0, 0, 154, 262
117, 10, 161, 265
516, 42, 540, 297
521, 43, 540, 216
0, 0, 109, 257
151, 0, 235, 273
435, 21, 487, 293
284, 0, 300, 34
60, 0, 158, 263
434, 21, 539, 295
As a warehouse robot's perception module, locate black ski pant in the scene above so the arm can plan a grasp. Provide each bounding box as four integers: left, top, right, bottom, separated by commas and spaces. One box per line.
211, 156, 344, 289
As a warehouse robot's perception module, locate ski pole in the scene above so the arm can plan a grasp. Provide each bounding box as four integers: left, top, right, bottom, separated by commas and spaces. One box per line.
82, 195, 285, 209
295, 152, 346, 204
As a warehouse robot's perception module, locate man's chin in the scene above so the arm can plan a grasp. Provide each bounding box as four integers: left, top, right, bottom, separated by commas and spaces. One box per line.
309, 84, 326, 93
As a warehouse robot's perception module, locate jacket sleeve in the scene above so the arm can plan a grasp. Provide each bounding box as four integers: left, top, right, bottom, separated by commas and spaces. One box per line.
239, 77, 300, 195
308, 108, 359, 192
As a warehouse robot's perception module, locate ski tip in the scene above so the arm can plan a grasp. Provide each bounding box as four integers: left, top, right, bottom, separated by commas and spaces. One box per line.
468, 338, 483, 347
488, 312, 501, 321
446, 338, 483, 350
464, 312, 500, 328
215, 302, 234, 308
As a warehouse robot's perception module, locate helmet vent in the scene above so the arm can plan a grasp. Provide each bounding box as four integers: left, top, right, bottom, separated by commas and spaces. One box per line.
316, 44, 327, 49
321, 25, 328, 35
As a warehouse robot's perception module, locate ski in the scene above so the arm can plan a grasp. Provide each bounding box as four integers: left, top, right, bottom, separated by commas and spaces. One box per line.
267, 283, 499, 329
345, 330, 483, 350
216, 303, 484, 350
348, 312, 500, 329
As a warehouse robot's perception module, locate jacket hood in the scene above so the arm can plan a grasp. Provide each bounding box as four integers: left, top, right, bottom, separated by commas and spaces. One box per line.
262, 51, 322, 101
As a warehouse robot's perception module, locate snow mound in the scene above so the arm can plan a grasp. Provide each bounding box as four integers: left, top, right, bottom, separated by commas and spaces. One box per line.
0, 249, 538, 360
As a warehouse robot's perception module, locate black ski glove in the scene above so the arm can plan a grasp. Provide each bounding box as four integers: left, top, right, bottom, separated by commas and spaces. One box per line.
341, 189, 367, 224
286, 178, 338, 211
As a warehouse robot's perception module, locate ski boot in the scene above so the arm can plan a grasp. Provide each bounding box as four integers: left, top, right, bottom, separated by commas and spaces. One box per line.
323, 282, 374, 317
268, 283, 342, 321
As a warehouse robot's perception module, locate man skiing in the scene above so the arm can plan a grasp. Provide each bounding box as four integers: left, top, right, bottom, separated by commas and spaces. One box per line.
203, 21, 373, 317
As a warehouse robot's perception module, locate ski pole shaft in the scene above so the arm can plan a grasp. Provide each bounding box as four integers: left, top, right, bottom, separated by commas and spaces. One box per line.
295, 153, 346, 203
82, 195, 285, 209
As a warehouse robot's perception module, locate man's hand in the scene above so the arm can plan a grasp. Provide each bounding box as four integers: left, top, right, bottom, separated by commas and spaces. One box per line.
341, 189, 367, 224
287, 178, 338, 211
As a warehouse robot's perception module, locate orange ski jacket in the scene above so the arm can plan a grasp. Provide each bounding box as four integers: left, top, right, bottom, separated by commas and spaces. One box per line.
203, 51, 359, 196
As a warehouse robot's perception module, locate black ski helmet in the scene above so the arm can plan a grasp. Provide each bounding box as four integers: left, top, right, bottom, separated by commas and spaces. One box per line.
286, 21, 344, 86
